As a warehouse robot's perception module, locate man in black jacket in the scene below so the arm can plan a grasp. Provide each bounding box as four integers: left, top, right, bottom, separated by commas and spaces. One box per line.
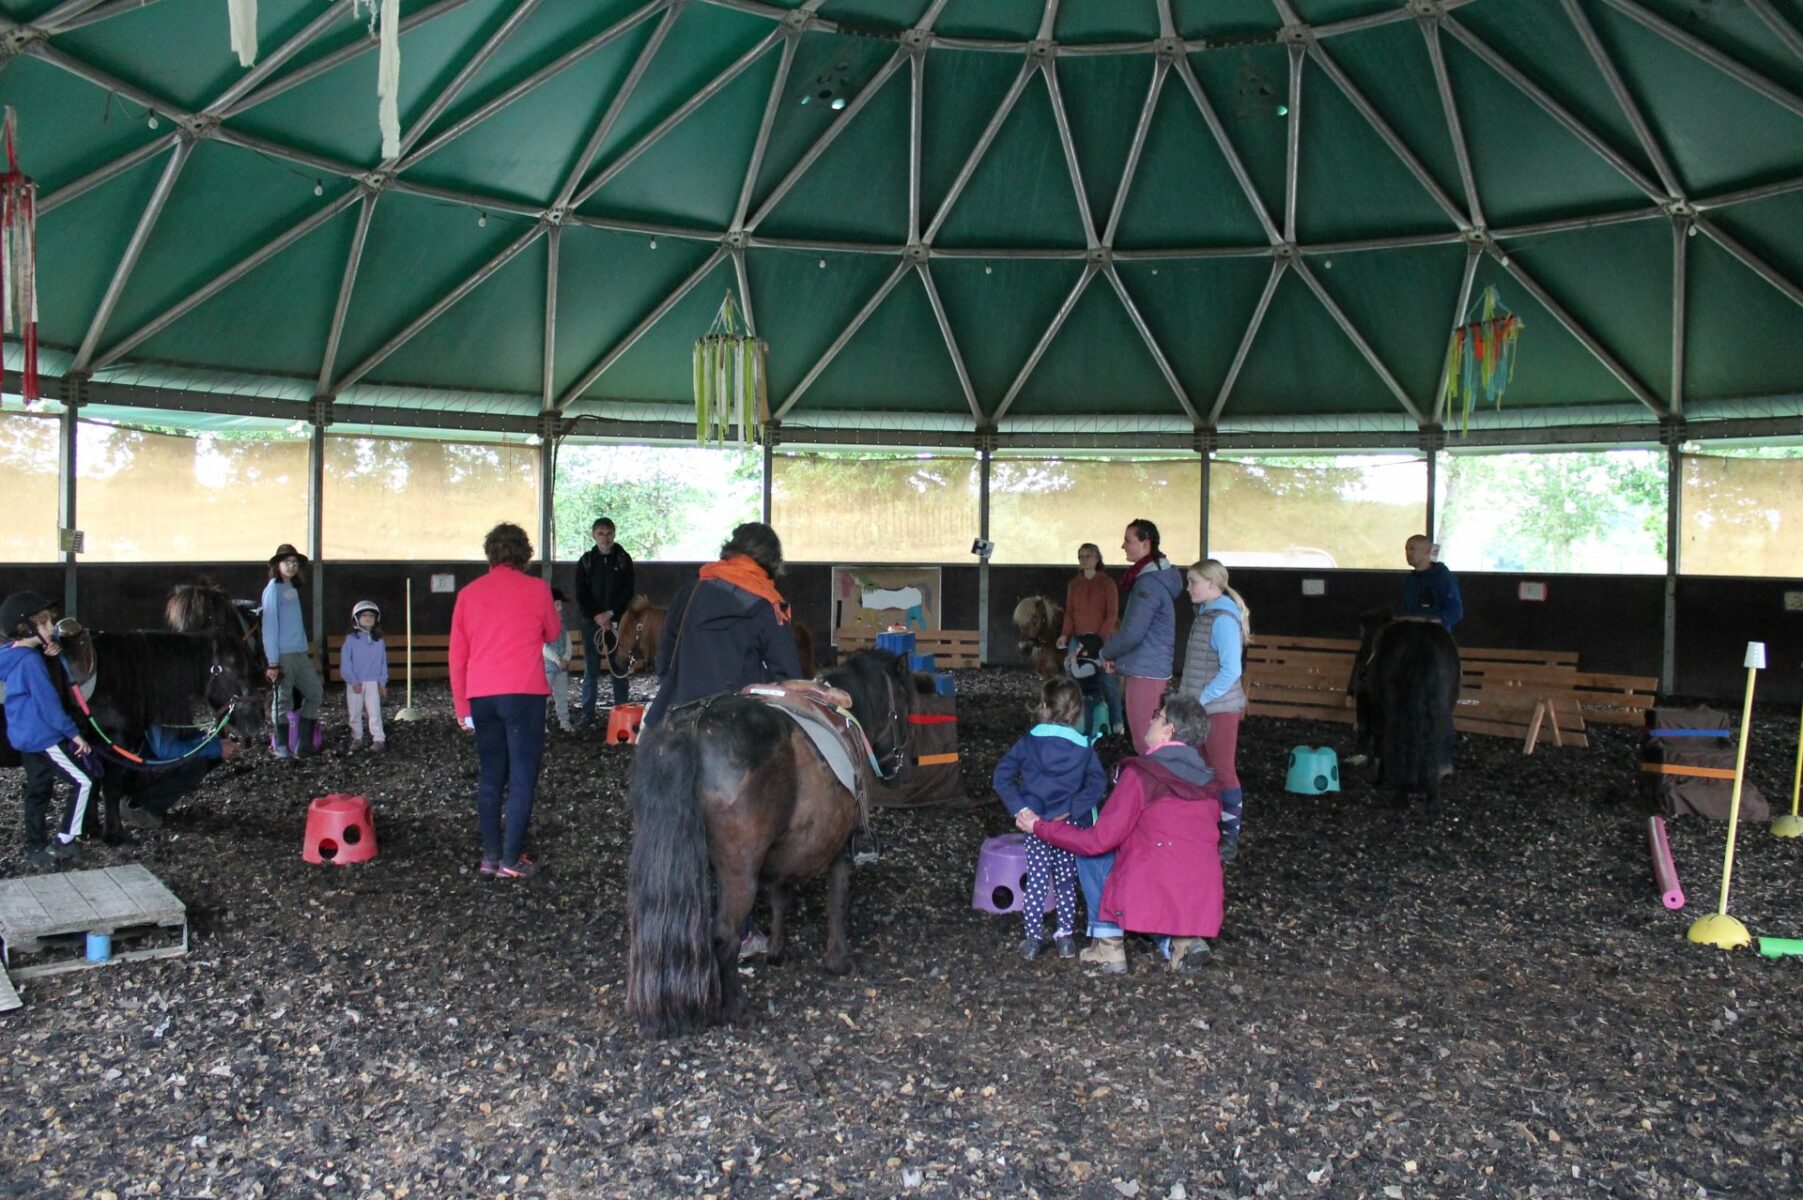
574, 517, 636, 726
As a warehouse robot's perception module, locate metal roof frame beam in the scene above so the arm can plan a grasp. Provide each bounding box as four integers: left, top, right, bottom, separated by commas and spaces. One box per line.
541, 222, 560, 411
553, 246, 727, 410
922, 60, 1034, 244
747, 51, 909, 233
1105, 265, 1200, 427
732, 30, 799, 232
1421, 16, 1483, 228
774, 258, 912, 419
731, 246, 757, 337
1670, 216, 1687, 416
1486, 241, 1665, 416
1745, 0, 1803, 64
400, 1, 668, 169
319, 191, 380, 396
553, 0, 682, 212
1696, 215, 1803, 309
1043, 60, 1099, 248
1598, 0, 1803, 121
387, 0, 546, 167
916, 261, 982, 424
1102, 56, 1167, 248
1210, 258, 1286, 425
205, 1, 354, 117
1284, 42, 1303, 243
1308, 38, 1469, 232
1292, 257, 1424, 423
992, 263, 1099, 424
1441, 16, 1664, 203
572, 30, 783, 209
331, 223, 546, 393
1557, 0, 1682, 200
219, 0, 484, 119
95, 187, 362, 371
1172, 58, 1282, 245
39, 134, 180, 216
72, 139, 191, 373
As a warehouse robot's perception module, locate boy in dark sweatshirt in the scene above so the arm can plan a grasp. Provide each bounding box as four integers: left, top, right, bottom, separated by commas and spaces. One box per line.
1, 591, 95, 869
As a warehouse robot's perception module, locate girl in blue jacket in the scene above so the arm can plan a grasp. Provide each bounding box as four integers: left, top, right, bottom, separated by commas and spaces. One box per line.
993, 677, 1107, 961
1, 591, 95, 868
262, 544, 324, 758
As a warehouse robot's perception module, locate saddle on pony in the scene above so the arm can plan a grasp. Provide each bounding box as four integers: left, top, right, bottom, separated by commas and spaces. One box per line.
738, 679, 880, 860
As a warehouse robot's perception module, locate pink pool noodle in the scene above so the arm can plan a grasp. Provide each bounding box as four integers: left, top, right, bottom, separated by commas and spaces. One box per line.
1647, 815, 1685, 910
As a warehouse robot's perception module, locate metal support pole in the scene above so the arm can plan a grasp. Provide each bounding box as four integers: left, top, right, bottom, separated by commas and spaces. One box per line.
537, 433, 556, 575
1198, 446, 1211, 560
58, 391, 80, 618
1662, 433, 1683, 694
1425, 443, 1439, 541
308, 403, 330, 660
761, 429, 775, 524
977, 438, 992, 666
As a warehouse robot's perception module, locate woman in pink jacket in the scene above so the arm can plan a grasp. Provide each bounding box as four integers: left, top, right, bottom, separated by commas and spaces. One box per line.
450, 523, 563, 880
1016, 693, 1223, 974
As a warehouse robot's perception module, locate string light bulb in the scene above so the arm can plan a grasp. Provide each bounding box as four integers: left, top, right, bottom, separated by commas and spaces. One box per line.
818, 258, 826, 269
313, 179, 324, 197
649, 238, 657, 249
147, 112, 159, 129
478, 211, 487, 227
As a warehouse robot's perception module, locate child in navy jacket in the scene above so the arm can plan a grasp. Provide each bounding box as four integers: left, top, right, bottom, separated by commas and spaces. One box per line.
1, 591, 95, 869
993, 677, 1107, 960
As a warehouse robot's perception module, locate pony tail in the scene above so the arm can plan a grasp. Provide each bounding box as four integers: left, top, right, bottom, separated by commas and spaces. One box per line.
626, 717, 720, 1037
1226, 585, 1252, 644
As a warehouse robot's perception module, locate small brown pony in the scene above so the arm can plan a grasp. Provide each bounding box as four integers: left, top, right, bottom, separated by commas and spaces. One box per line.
613, 594, 816, 678
166, 582, 266, 672
1012, 594, 1065, 677
626, 649, 912, 1037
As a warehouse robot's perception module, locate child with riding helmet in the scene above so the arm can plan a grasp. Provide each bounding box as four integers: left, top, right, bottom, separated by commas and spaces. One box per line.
262, 544, 325, 758
342, 599, 389, 752
1, 591, 95, 869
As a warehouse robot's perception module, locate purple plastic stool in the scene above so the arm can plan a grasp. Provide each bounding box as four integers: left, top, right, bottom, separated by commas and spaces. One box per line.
971, 833, 1059, 915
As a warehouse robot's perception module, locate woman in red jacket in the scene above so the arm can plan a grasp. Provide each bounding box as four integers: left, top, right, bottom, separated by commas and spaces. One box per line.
1016, 693, 1223, 974
450, 523, 564, 880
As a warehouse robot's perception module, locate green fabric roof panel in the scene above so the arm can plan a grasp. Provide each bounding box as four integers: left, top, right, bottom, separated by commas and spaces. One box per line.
548, 225, 719, 401
789, 270, 968, 414
4, 0, 1803, 436
134, 213, 356, 378
745, 250, 919, 402
401, 13, 662, 206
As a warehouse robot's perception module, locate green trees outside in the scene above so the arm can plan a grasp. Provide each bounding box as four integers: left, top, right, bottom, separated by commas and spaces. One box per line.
1437, 450, 1667, 573
553, 444, 759, 562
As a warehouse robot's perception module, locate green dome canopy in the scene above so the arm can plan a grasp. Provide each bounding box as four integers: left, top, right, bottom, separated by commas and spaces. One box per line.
3, 0, 1802, 445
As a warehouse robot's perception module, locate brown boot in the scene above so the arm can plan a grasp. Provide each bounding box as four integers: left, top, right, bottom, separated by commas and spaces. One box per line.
1168, 937, 1212, 972
1078, 936, 1127, 974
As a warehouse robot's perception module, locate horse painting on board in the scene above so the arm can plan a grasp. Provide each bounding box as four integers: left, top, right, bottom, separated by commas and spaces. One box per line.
1355, 610, 1461, 807
626, 649, 914, 1038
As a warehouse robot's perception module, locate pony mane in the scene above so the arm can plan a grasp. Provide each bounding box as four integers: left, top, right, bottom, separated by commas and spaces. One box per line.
166, 583, 239, 635
820, 649, 913, 736
89, 631, 247, 728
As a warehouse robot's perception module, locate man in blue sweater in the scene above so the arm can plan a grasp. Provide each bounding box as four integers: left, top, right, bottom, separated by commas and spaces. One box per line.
1, 591, 95, 868
1402, 535, 1462, 632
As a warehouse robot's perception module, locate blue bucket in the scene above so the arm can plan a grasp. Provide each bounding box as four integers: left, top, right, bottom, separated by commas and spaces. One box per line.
86, 931, 112, 963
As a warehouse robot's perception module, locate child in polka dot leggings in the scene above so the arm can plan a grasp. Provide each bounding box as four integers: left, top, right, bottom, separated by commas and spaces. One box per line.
992, 677, 1107, 960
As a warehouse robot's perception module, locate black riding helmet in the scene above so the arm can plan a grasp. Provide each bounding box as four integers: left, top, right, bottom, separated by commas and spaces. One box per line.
1, 590, 57, 639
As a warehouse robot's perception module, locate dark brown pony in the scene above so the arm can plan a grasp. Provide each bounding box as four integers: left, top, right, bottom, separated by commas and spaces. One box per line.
626, 649, 913, 1038
167, 582, 266, 673
1012, 595, 1065, 677
614, 594, 816, 678
1355, 612, 1461, 807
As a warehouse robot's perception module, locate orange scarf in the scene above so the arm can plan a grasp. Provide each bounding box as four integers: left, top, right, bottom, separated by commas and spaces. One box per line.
698, 554, 790, 624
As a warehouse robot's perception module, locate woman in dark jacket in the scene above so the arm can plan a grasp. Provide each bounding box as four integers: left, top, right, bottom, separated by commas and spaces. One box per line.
644, 522, 803, 726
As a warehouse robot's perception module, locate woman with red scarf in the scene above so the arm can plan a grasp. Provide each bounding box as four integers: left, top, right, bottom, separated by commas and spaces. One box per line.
644, 522, 803, 727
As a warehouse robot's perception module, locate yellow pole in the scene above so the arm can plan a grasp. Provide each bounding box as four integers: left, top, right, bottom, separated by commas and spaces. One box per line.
1688, 642, 1763, 948
1773, 696, 1803, 838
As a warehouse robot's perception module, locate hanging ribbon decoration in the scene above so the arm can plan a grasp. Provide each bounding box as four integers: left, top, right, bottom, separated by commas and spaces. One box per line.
226, 0, 259, 66
1444, 285, 1523, 435
352, 0, 403, 160
1, 107, 40, 406
692, 290, 770, 447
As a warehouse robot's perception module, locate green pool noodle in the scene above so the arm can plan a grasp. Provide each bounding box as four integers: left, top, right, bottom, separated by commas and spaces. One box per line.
1756, 937, 1803, 959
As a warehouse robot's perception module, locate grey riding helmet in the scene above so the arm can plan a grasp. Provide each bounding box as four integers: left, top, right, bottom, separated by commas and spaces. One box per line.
1, 590, 56, 638
351, 600, 381, 623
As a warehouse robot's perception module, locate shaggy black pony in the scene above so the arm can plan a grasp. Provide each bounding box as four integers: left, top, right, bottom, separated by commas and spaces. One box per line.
626, 649, 913, 1038
1355, 611, 1461, 807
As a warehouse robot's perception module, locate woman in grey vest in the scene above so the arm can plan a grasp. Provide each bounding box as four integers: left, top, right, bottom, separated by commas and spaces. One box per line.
1179, 559, 1251, 862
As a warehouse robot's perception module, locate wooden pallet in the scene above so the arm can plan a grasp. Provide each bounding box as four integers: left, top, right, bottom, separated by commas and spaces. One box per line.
0, 969, 18, 1013
835, 628, 982, 668
0, 864, 188, 980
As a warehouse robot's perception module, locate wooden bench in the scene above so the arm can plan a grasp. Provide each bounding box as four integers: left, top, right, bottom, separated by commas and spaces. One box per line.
325, 633, 591, 682
1244, 634, 1657, 753
834, 628, 982, 668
